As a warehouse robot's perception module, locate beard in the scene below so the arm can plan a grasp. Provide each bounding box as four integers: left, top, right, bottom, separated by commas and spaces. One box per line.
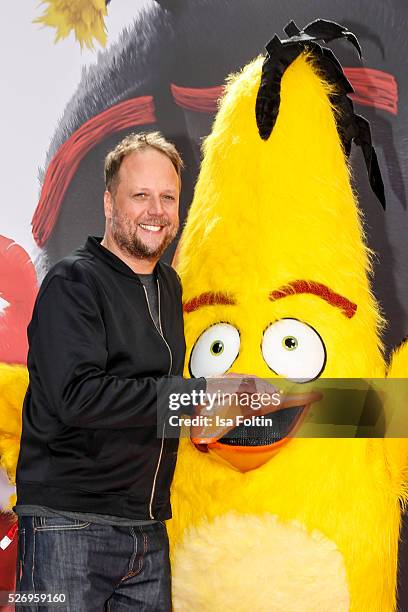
111, 207, 179, 261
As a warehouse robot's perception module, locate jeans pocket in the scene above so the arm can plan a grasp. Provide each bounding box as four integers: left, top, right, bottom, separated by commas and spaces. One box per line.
34, 515, 91, 531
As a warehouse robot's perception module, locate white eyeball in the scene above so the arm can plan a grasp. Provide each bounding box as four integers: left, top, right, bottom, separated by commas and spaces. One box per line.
189, 323, 240, 378
261, 318, 326, 382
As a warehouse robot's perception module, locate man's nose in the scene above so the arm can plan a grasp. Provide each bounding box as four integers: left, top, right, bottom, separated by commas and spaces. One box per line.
147, 194, 164, 215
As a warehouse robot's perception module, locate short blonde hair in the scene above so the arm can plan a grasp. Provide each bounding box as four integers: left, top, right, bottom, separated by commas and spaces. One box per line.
104, 131, 184, 194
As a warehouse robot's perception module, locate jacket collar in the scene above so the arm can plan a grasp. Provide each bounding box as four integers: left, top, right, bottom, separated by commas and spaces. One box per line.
85, 236, 162, 281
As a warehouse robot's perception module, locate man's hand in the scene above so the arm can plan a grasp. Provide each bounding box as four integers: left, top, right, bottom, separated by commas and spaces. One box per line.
191, 374, 281, 443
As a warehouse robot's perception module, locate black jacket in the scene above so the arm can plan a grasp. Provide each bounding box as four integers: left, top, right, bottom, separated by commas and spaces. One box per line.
15, 236, 206, 520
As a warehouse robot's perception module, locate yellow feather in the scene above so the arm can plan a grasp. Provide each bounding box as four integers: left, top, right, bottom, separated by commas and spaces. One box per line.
34, 0, 107, 49
0, 364, 27, 488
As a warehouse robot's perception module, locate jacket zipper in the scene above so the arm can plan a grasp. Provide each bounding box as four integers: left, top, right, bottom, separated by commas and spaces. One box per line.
142, 279, 173, 519
157, 279, 173, 374
141, 281, 173, 373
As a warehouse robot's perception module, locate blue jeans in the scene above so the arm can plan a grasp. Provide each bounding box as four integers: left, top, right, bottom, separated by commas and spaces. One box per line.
15, 516, 172, 611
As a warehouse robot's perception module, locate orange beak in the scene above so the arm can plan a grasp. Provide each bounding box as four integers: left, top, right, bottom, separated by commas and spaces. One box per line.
191, 390, 322, 472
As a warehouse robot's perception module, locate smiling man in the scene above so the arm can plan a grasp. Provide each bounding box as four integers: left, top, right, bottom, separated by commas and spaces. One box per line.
102, 135, 180, 271
13, 132, 212, 611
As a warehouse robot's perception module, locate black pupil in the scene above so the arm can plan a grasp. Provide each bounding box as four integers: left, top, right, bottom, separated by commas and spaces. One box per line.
212, 341, 223, 354
285, 337, 297, 349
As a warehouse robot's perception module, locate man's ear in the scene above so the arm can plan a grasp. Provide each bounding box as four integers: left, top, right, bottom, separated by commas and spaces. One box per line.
104, 190, 113, 220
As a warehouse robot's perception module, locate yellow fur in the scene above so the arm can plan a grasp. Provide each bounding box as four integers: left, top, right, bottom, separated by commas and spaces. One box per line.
172, 512, 349, 611
385, 342, 408, 504
170, 53, 408, 610
0, 363, 28, 511
34, 0, 107, 49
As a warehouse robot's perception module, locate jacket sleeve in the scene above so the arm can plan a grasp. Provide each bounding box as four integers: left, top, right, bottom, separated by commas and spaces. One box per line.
29, 275, 206, 429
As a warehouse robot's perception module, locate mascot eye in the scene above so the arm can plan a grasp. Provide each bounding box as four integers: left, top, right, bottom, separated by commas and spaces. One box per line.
261, 318, 326, 382
189, 323, 240, 378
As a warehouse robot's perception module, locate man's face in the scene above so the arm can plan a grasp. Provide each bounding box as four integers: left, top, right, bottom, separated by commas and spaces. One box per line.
105, 149, 180, 260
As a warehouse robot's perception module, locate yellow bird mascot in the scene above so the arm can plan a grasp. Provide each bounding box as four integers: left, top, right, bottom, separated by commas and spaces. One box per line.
167, 20, 408, 612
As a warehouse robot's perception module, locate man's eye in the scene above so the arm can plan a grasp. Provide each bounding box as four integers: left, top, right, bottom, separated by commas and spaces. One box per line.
133, 193, 147, 198
163, 195, 175, 201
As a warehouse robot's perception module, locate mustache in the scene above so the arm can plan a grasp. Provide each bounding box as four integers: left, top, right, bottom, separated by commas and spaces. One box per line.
137, 217, 171, 226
